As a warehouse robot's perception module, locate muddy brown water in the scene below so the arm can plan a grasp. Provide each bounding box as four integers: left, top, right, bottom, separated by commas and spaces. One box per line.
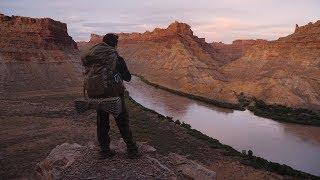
125, 76, 320, 176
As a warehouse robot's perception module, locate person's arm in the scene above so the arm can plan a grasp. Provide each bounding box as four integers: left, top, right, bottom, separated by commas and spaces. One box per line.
81, 52, 91, 67
117, 56, 131, 82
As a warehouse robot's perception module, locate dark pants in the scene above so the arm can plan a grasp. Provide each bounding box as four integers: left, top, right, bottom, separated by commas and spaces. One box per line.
96, 96, 137, 151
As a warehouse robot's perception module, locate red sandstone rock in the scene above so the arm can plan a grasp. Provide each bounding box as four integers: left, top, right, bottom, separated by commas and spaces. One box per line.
0, 14, 82, 97
211, 39, 268, 64
278, 20, 320, 42
0, 13, 78, 61
88, 21, 194, 43
223, 21, 320, 109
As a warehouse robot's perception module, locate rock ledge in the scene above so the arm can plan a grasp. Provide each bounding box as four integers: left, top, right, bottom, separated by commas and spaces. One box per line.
34, 140, 216, 180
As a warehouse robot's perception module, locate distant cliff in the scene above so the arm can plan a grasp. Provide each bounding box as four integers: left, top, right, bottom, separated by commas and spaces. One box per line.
0, 13, 78, 61
223, 21, 320, 110
0, 14, 82, 97
211, 39, 268, 64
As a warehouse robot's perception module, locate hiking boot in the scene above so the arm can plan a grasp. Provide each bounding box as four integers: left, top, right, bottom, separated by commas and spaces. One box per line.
99, 149, 116, 159
127, 149, 141, 159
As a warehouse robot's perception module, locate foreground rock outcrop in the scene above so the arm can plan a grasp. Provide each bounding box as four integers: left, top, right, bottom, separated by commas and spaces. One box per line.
34, 140, 216, 180
0, 14, 82, 97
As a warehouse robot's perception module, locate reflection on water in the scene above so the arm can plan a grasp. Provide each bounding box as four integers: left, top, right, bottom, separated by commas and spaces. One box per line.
125, 76, 320, 176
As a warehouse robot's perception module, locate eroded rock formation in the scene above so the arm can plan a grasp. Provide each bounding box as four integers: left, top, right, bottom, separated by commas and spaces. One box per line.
211, 39, 268, 63
78, 20, 320, 122
0, 14, 82, 97
223, 21, 320, 110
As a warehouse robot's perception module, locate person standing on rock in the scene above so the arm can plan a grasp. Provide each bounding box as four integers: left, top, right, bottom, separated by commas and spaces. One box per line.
82, 33, 139, 158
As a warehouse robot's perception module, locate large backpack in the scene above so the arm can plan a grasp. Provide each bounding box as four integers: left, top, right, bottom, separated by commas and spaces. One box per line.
82, 43, 124, 98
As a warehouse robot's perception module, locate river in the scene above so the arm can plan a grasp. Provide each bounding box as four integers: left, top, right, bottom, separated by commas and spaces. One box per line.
125, 76, 320, 176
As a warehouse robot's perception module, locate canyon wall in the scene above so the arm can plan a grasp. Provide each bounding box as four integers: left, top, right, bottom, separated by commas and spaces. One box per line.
0, 14, 82, 97
211, 39, 268, 64
117, 22, 234, 102
78, 20, 320, 112
223, 21, 320, 110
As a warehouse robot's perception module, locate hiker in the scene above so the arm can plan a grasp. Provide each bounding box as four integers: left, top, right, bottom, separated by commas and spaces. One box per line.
82, 33, 139, 158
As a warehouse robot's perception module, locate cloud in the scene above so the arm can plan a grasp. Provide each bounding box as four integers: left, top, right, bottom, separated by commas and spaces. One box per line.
1, 0, 319, 43
191, 17, 295, 43
82, 22, 141, 28
233, 24, 292, 32
193, 17, 291, 32
65, 15, 86, 23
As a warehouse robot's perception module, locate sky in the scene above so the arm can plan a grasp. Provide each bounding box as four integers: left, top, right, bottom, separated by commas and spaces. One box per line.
1, 0, 320, 43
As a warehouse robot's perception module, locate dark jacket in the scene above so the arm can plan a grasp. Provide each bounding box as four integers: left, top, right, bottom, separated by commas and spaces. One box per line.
116, 55, 131, 82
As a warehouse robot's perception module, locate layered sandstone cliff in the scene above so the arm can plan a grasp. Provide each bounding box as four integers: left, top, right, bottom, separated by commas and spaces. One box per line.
78, 20, 320, 117
223, 21, 320, 110
0, 14, 82, 97
211, 39, 268, 64
117, 22, 230, 100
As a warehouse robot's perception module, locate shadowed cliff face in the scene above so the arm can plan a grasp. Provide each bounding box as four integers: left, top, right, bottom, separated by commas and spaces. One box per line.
78, 21, 320, 111
0, 14, 82, 97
